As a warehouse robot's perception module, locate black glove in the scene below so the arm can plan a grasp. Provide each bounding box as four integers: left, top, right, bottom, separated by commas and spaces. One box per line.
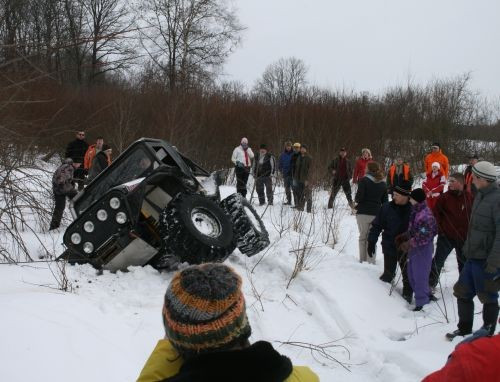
367, 242, 376, 257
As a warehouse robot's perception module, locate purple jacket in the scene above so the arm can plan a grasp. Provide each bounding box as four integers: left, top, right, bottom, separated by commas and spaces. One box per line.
408, 201, 437, 249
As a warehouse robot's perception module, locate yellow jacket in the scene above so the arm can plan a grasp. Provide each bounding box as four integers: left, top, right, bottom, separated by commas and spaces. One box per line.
137, 340, 320, 382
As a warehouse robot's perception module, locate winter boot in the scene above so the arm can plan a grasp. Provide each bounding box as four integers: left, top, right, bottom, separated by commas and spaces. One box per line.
482, 302, 499, 334
445, 328, 472, 341
379, 273, 393, 283
413, 306, 423, 312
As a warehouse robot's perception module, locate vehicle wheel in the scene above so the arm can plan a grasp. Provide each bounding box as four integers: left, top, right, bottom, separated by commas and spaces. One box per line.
152, 193, 235, 266
220, 193, 270, 257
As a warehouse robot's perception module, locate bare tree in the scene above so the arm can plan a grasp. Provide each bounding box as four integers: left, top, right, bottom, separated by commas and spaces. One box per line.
254, 57, 308, 106
80, 0, 135, 84
138, 0, 244, 91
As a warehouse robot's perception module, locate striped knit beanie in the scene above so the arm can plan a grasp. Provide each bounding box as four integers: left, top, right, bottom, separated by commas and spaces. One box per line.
163, 263, 251, 356
472, 161, 497, 182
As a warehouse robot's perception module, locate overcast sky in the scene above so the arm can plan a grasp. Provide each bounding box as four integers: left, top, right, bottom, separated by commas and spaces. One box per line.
223, 0, 500, 99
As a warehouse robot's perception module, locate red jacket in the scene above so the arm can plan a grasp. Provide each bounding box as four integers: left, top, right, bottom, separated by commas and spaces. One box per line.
433, 190, 474, 242
353, 158, 371, 183
422, 335, 500, 382
423, 171, 446, 196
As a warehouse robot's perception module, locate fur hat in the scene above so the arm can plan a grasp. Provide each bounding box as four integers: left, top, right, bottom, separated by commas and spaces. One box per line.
431, 162, 441, 169
410, 188, 427, 203
472, 161, 497, 182
393, 181, 412, 196
163, 264, 251, 356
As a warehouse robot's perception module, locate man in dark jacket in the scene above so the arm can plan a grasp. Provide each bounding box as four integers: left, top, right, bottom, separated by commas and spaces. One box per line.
65, 131, 89, 190
367, 182, 413, 302
278, 141, 294, 205
386, 156, 414, 195
448, 161, 500, 340
254, 144, 276, 206
429, 173, 474, 288
327, 147, 354, 209
87, 144, 112, 183
49, 158, 78, 230
293, 145, 312, 212
290, 142, 301, 205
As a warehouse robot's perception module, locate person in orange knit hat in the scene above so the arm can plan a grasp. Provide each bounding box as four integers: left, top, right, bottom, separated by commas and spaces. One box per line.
424, 142, 449, 178
137, 263, 319, 382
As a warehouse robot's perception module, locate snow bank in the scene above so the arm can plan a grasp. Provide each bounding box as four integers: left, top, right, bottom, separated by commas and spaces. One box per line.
0, 183, 486, 381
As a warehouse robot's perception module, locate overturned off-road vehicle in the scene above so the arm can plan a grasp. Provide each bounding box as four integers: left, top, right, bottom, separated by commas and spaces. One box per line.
60, 138, 269, 271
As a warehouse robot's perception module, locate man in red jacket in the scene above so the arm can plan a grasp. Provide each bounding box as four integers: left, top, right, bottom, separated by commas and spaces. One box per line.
429, 173, 473, 288
422, 333, 500, 382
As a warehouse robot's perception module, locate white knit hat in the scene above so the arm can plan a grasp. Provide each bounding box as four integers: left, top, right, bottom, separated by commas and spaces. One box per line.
472, 161, 497, 182
431, 162, 440, 169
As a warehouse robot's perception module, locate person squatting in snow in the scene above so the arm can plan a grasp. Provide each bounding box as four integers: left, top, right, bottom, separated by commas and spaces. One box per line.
395, 188, 438, 311
446, 161, 500, 340
254, 144, 276, 206
231, 137, 254, 198
422, 161, 446, 210
354, 161, 388, 264
137, 263, 319, 382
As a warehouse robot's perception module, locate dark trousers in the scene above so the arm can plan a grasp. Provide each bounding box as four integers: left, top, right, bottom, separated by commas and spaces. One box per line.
256, 176, 273, 205
49, 190, 77, 230
429, 235, 465, 288
74, 167, 86, 190
283, 175, 293, 204
328, 178, 352, 208
381, 247, 413, 297
453, 259, 499, 334
296, 182, 312, 212
292, 179, 300, 206
235, 166, 250, 197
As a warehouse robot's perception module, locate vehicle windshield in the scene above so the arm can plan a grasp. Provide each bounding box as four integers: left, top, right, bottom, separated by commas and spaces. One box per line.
74, 147, 157, 214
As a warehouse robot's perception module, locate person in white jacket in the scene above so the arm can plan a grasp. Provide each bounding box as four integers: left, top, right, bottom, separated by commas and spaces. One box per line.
231, 137, 255, 197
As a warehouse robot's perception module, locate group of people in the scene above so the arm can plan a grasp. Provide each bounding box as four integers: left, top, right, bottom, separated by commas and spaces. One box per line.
49, 131, 112, 230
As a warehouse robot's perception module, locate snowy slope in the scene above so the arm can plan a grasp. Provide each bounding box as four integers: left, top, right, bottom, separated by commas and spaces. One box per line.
0, 185, 483, 382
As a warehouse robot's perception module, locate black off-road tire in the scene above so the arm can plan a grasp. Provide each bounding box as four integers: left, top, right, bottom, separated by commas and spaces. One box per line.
150, 193, 235, 268
220, 193, 270, 257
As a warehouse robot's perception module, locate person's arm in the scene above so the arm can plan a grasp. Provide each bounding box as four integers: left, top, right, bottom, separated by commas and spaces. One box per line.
486, 198, 500, 271
278, 154, 284, 172
270, 155, 276, 175
355, 178, 365, 204
231, 147, 238, 165
381, 186, 389, 204
443, 155, 450, 178
368, 205, 385, 244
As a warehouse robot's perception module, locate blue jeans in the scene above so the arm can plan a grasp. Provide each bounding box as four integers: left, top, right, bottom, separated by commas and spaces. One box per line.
453, 259, 499, 333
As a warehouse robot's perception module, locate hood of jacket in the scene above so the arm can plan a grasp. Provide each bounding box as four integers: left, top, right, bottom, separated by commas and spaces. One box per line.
164, 341, 293, 382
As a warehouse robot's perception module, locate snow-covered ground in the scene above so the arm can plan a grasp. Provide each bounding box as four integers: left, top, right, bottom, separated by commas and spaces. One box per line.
0, 182, 489, 382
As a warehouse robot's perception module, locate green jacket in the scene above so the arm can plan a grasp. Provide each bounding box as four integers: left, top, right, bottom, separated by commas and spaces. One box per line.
462, 181, 500, 269
293, 154, 312, 183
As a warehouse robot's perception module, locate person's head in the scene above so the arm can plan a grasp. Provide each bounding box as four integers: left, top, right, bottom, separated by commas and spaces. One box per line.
240, 137, 248, 150
361, 148, 371, 159
76, 131, 85, 140
162, 263, 252, 359
339, 147, 347, 158
471, 161, 497, 190
410, 188, 426, 206
395, 156, 403, 166
366, 161, 383, 180
300, 144, 307, 154
96, 137, 104, 150
284, 141, 292, 152
431, 142, 440, 153
393, 183, 411, 205
432, 162, 441, 172
468, 154, 479, 166
259, 144, 267, 156
139, 157, 151, 169
448, 173, 465, 192
293, 142, 301, 153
